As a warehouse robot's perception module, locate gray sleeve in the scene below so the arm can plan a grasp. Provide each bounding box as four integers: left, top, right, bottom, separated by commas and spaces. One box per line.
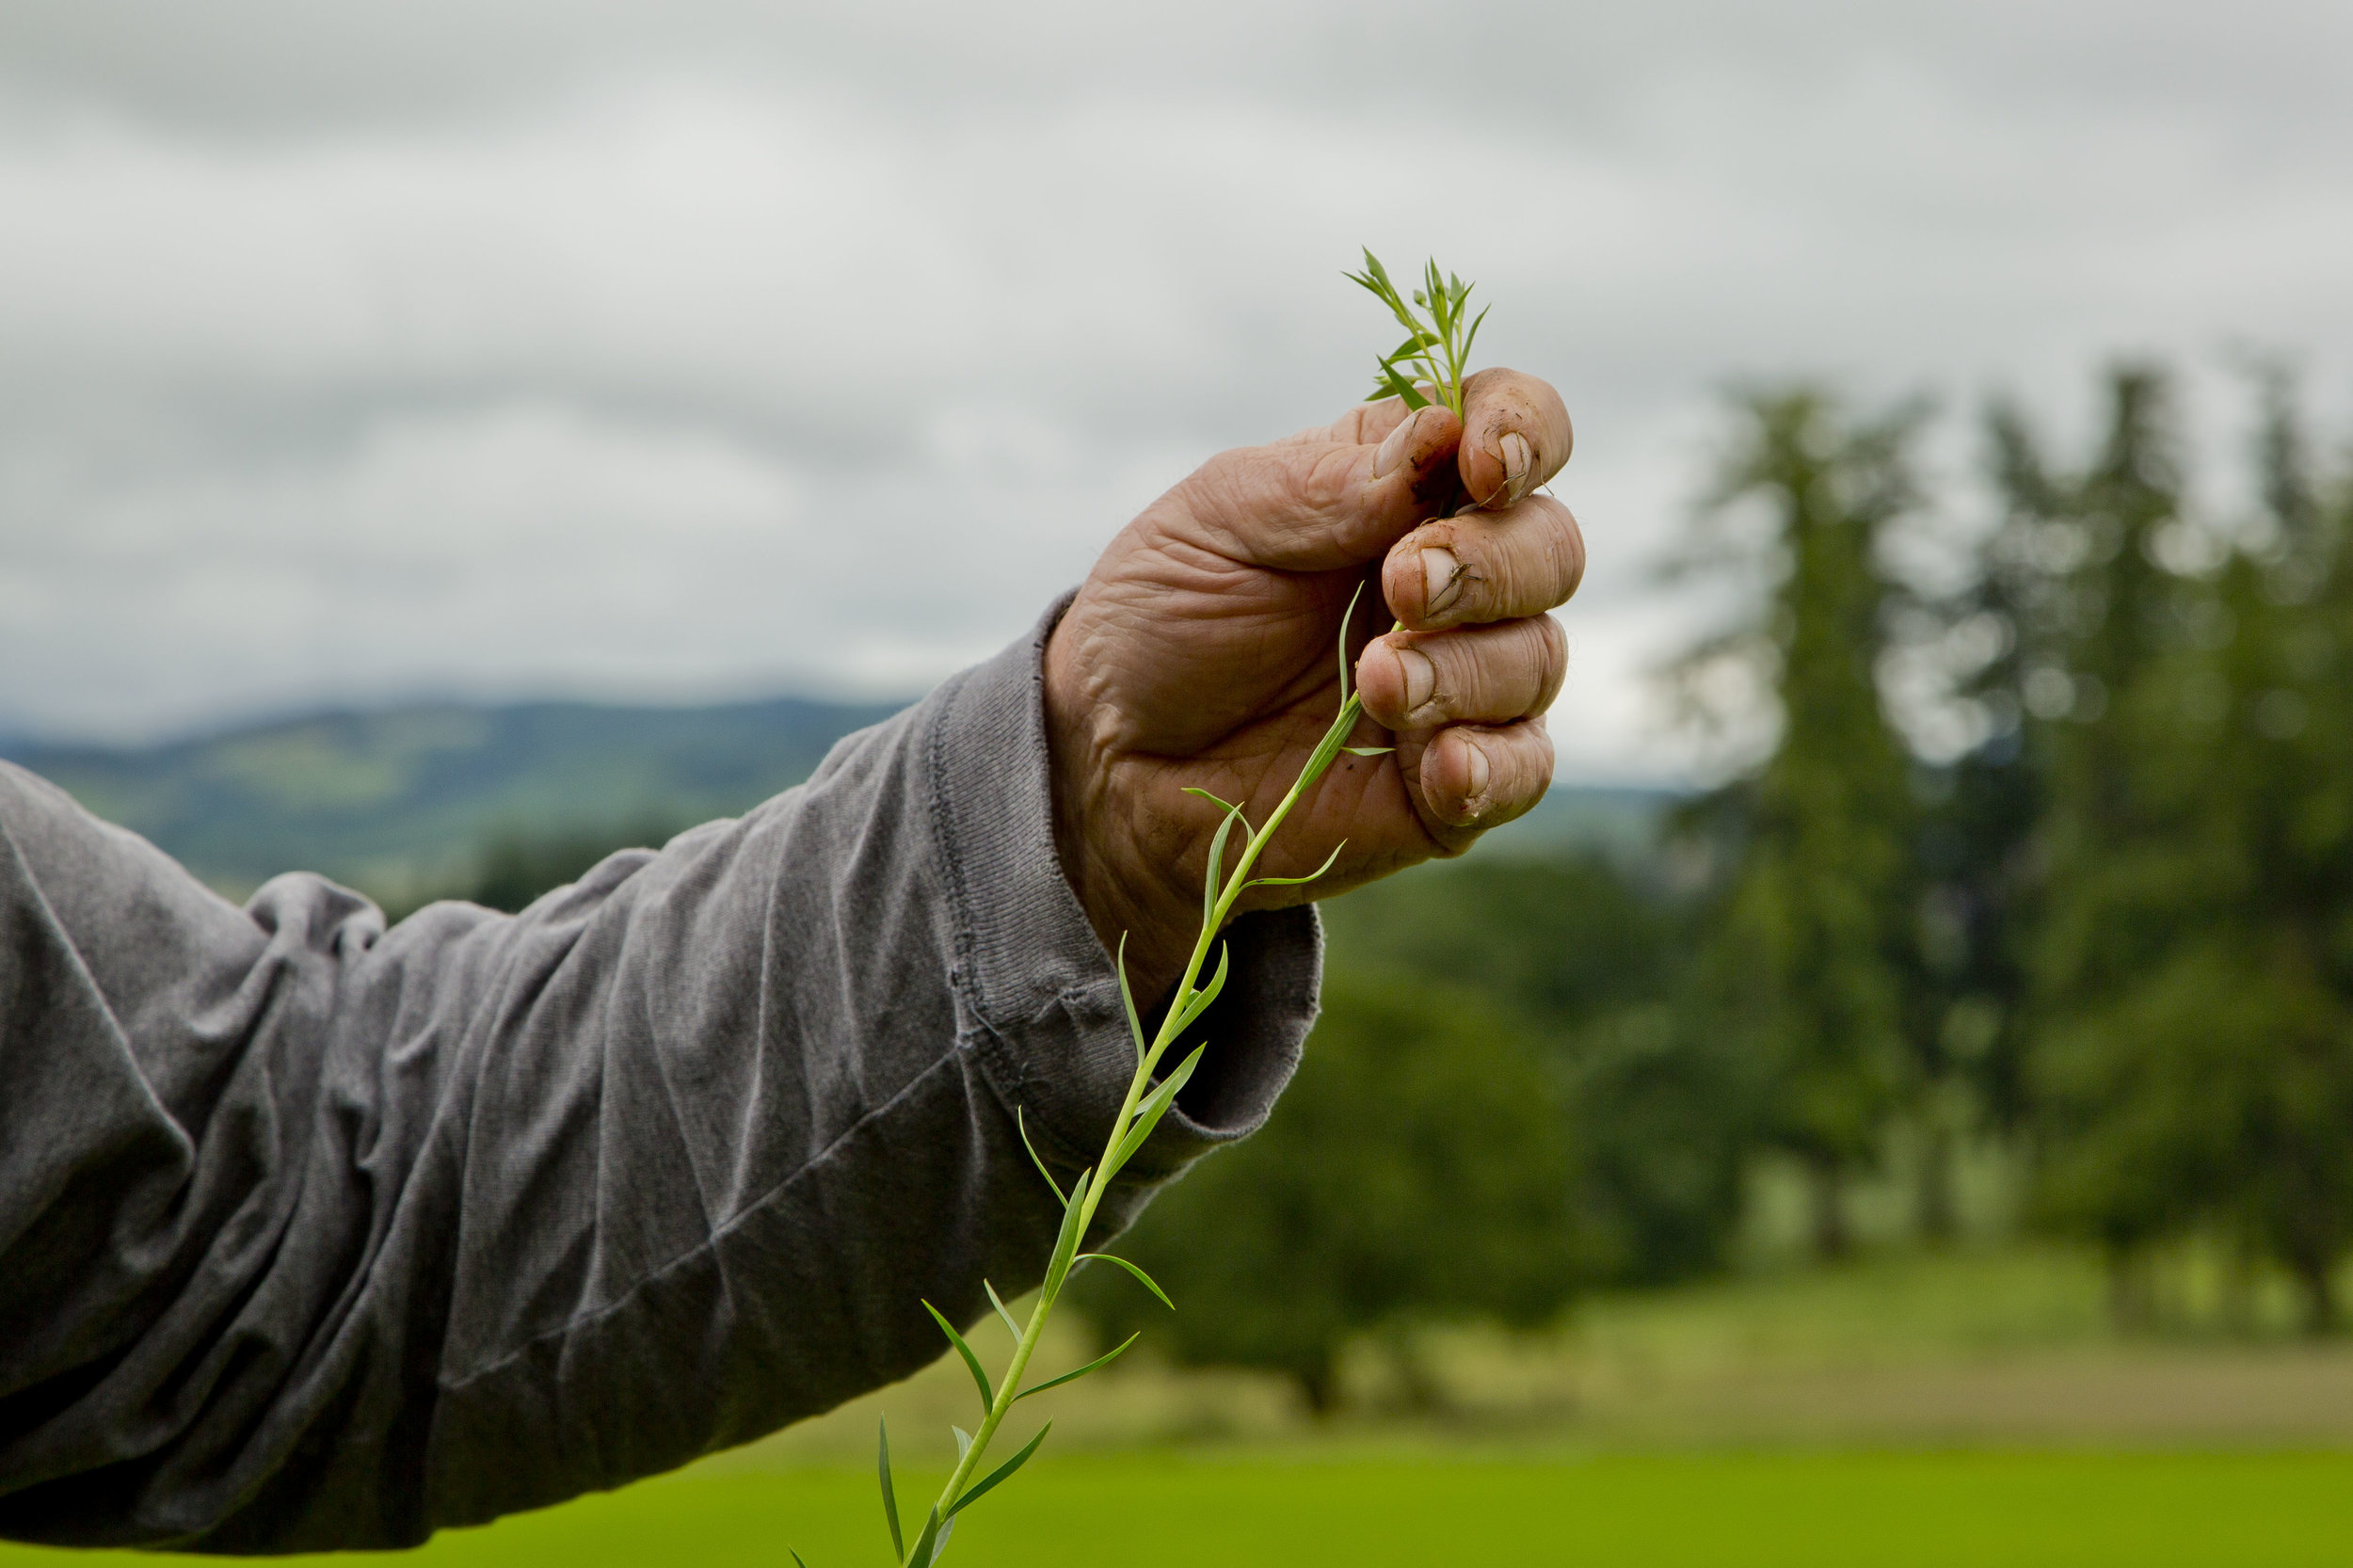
0, 603, 1321, 1552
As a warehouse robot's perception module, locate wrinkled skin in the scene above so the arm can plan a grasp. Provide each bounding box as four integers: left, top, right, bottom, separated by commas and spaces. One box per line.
1046, 368, 1582, 996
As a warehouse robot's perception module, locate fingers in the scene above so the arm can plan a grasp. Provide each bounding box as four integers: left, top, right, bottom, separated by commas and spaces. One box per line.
1421, 718, 1554, 829
1173, 402, 1462, 572
1383, 492, 1585, 631
1355, 617, 1566, 732
1456, 368, 1573, 510
1168, 369, 1569, 572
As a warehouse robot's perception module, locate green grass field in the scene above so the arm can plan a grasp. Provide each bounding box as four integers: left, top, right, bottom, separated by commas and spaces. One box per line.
6, 1452, 2348, 1566
12, 1249, 2352, 1563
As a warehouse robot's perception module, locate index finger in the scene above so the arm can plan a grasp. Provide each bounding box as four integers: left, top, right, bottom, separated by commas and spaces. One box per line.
1456, 368, 1572, 511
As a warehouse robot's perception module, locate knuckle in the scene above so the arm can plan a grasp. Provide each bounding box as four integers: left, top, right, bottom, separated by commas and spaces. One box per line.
1300, 446, 1360, 516
1547, 505, 1587, 600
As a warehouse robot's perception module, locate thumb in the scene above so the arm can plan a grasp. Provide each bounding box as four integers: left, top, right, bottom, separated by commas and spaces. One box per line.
1168, 402, 1462, 572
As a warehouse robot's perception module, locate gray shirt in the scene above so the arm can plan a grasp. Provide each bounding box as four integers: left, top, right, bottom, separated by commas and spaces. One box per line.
0, 607, 1321, 1552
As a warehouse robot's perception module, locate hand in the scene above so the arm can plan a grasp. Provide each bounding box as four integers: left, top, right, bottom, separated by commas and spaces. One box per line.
1044, 369, 1583, 997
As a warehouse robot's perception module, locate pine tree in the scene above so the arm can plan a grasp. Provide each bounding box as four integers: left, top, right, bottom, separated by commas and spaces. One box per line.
2010, 367, 2206, 1320
2023, 365, 2353, 1333
1920, 402, 2080, 1154
2171, 374, 2353, 1332
1676, 389, 1925, 1260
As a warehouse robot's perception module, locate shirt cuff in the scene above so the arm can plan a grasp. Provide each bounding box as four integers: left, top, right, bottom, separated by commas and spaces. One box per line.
923, 595, 1321, 1186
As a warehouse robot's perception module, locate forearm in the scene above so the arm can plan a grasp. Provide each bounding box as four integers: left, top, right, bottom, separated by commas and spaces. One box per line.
0, 601, 1320, 1552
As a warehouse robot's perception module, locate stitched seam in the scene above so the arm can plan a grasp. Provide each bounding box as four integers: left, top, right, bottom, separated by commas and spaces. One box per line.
922, 669, 987, 1029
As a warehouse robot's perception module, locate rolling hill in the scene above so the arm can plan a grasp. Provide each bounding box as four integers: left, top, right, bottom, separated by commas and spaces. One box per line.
2, 696, 1675, 904
0, 696, 906, 898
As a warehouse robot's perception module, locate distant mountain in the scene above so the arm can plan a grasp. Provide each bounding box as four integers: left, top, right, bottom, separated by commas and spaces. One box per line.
1481, 782, 1680, 862
2, 696, 1679, 901
1, 696, 906, 897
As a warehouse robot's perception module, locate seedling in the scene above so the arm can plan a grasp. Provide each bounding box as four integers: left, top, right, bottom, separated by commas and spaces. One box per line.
796, 251, 1482, 1566
1346, 248, 1487, 419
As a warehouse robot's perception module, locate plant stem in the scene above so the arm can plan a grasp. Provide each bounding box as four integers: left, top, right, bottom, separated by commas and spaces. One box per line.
915, 691, 1366, 1551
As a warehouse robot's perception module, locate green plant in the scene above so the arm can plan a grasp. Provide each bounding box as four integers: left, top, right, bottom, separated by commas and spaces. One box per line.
1346, 249, 1488, 419
794, 251, 1482, 1566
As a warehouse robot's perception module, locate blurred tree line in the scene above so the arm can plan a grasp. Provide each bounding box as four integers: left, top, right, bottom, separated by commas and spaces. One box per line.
374, 812, 686, 924
410, 363, 2353, 1412
1664, 365, 2353, 1336
1092, 362, 2353, 1407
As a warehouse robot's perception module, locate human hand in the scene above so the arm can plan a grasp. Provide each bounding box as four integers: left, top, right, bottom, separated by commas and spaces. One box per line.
1044, 369, 1582, 997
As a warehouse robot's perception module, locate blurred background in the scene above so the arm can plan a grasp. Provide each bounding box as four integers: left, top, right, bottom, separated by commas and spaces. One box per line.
7, 2, 2353, 1562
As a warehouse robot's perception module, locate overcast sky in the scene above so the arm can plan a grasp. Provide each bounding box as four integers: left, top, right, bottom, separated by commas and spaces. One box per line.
4, 0, 2351, 780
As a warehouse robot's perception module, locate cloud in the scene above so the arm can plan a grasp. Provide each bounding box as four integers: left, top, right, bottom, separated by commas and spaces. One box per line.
1, 0, 2350, 781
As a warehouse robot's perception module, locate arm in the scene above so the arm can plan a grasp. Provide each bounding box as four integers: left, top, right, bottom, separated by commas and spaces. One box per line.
0, 372, 1578, 1551
0, 611, 1316, 1551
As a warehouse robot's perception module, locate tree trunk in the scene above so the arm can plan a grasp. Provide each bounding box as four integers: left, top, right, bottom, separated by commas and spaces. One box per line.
1804, 1153, 1851, 1262
2105, 1243, 2153, 1334
2290, 1251, 2340, 1337
1915, 1119, 1958, 1246
1293, 1353, 1341, 1417
2219, 1235, 2258, 1337
1380, 1325, 1449, 1415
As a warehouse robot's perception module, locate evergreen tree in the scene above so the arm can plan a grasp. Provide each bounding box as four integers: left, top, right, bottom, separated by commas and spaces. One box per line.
1675, 389, 1926, 1260
2009, 367, 2206, 1319
1920, 402, 2080, 1150
2023, 365, 2353, 1333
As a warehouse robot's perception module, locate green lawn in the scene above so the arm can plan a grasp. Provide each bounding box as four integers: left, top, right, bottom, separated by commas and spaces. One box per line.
8, 1453, 2350, 1566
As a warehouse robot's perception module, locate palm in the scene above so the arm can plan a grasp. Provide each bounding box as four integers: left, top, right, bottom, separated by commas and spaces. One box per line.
1093, 510, 1432, 902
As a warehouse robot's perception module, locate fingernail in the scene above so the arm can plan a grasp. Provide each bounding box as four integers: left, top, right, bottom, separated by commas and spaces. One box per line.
1421, 547, 1466, 616
1497, 431, 1533, 504
1462, 736, 1492, 801
1393, 645, 1436, 715
1371, 407, 1432, 481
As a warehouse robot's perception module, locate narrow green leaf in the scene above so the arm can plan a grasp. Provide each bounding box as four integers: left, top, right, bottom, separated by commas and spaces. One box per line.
1106, 1044, 1207, 1178
1347, 266, 1421, 336
1343, 745, 1394, 757
1461, 301, 1491, 364
983, 1277, 1022, 1344
1075, 1251, 1176, 1311
945, 1421, 1052, 1518
1179, 784, 1242, 815
1167, 942, 1229, 1039
1201, 797, 1246, 929
1336, 580, 1367, 699
1016, 1333, 1141, 1400
1115, 931, 1147, 1064
920, 1300, 994, 1414
1015, 1106, 1065, 1205
952, 1425, 973, 1464
1040, 1168, 1095, 1300
791, 1551, 810, 1568
905, 1506, 944, 1568
1299, 696, 1365, 791
877, 1417, 904, 1562
1244, 839, 1348, 890
1384, 368, 1431, 410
